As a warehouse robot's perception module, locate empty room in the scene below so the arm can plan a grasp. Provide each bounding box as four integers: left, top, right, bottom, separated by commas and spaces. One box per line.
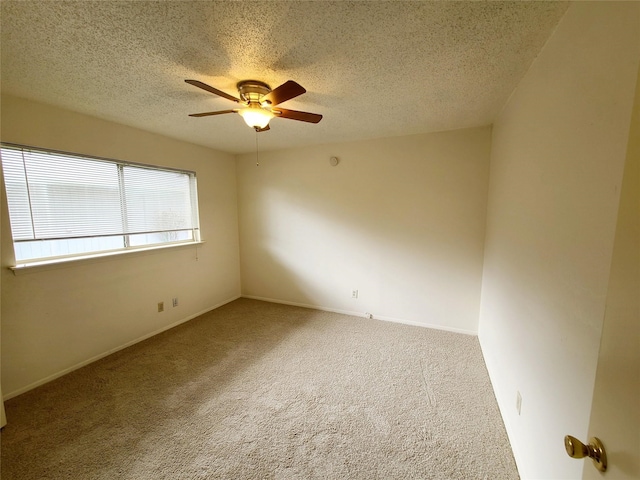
1, 1, 638, 479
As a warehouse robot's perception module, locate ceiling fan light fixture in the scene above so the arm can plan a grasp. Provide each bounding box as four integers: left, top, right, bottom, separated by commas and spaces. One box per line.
186, 79, 322, 128
238, 106, 274, 129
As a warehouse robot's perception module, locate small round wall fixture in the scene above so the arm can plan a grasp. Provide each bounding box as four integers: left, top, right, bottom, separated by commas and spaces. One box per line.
330, 156, 339, 166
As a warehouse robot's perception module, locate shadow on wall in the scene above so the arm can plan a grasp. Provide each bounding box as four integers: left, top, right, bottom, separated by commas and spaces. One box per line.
241, 225, 323, 306
0, 298, 319, 479
238, 131, 490, 329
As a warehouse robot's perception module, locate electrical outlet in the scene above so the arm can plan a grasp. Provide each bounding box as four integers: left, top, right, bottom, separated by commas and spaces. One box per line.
158, 302, 164, 313
352, 289, 358, 299
172, 297, 179, 307
365, 312, 372, 319
516, 391, 522, 415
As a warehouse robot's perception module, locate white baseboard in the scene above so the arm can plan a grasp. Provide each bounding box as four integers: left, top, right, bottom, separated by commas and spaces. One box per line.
241, 295, 477, 336
3, 295, 241, 401
5, 294, 476, 401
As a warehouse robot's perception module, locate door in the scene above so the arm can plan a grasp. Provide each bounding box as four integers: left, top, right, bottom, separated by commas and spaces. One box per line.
582, 67, 639, 480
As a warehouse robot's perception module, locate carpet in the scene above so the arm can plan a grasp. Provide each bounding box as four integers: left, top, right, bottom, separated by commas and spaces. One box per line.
1, 298, 519, 479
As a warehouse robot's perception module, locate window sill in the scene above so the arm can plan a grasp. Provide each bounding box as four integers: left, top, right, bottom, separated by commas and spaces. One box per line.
9, 241, 205, 275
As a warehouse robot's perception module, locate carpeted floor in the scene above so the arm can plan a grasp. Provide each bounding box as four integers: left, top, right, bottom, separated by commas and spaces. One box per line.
1, 298, 519, 479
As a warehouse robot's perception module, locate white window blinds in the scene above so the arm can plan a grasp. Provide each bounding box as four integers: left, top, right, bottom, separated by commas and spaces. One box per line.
1, 144, 200, 263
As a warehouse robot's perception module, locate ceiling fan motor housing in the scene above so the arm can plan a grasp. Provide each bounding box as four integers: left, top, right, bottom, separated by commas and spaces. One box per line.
237, 80, 271, 105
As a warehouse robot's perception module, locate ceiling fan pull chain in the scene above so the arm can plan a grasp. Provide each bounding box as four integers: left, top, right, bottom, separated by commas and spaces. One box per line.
255, 130, 259, 167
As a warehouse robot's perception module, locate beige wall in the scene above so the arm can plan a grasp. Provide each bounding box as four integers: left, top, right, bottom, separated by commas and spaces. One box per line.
1, 95, 241, 397
237, 127, 491, 333
478, 3, 640, 479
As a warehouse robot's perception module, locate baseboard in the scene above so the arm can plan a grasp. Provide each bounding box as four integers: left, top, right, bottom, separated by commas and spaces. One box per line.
242, 295, 477, 336
3, 294, 241, 401
5, 294, 475, 401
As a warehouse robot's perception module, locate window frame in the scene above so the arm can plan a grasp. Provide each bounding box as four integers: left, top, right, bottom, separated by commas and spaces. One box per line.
1, 142, 202, 270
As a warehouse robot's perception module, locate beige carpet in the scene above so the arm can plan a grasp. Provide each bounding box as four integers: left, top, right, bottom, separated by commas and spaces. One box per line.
1, 298, 519, 479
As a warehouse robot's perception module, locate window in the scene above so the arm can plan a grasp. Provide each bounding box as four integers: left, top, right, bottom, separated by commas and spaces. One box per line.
1, 144, 200, 265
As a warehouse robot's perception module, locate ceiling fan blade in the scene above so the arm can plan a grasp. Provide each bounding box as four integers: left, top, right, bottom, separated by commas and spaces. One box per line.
261, 80, 306, 106
185, 80, 241, 103
273, 108, 323, 124
188, 109, 238, 117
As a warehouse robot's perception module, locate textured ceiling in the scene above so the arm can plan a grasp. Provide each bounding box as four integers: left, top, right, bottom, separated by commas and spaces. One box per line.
1, 1, 568, 154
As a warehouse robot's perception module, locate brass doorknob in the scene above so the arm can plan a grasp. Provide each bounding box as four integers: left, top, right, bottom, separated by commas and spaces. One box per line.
564, 435, 607, 472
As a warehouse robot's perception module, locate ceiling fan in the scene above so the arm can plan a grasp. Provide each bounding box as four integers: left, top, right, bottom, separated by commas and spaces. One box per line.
185, 79, 322, 132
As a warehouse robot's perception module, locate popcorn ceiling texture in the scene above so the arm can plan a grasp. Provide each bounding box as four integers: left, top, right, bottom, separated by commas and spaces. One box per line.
0, 1, 568, 154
